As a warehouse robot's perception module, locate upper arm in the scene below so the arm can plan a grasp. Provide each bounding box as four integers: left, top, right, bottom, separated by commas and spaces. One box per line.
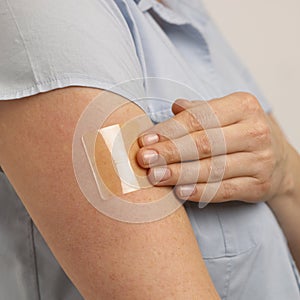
0, 87, 219, 299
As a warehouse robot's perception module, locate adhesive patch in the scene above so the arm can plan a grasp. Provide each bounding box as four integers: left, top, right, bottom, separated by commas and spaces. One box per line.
81, 114, 153, 200
98, 124, 140, 194
73, 78, 226, 222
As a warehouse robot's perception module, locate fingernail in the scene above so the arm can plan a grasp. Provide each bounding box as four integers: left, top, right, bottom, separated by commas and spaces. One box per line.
142, 150, 158, 165
177, 185, 196, 197
142, 133, 159, 146
149, 167, 171, 183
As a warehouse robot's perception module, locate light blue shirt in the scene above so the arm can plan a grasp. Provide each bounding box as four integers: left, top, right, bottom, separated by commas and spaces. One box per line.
0, 0, 299, 299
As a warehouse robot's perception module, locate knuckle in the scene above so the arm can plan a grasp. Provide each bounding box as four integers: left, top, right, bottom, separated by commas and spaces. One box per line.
188, 102, 218, 130
163, 141, 178, 162
252, 172, 272, 199
211, 165, 226, 181
193, 185, 203, 202
260, 149, 274, 166
184, 110, 202, 131
238, 92, 261, 114
243, 92, 259, 106
253, 150, 274, 180
263, 151, 276, 173
247, 121, 271, 144
167, 164, 180, 184
202, 161, 212, 180
259, 122, 271, 140
220, 181, 236, 201
195, 132, 211, 157
257, 180, 271, 197
191, 115, 203, 131
209, 158, 226, 182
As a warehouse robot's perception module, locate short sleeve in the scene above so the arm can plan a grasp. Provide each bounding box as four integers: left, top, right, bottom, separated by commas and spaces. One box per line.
0, 0, 144, 100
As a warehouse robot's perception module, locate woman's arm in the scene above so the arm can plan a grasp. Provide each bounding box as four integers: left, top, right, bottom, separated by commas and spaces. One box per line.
266, 114, 300, 269
136, 93, 300, 267
0, 87, 219, 299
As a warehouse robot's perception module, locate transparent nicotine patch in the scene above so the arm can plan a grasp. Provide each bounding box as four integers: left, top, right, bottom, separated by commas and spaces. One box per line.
81, 114, 153, 200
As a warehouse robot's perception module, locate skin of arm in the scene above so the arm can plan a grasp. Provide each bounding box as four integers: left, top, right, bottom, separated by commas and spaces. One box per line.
0, 87, 220, 300
265, 114, 300, 269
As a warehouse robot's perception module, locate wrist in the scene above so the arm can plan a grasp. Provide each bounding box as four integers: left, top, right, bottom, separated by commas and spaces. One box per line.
268, 142, 300, 208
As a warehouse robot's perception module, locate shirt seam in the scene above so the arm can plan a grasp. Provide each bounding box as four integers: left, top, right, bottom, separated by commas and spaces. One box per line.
30, 221, 41, 300
104, 0, 144, 78
25, 214, 41, 300
0, 74, 131, 97
223, 258, 232, 300
213, 205, 228, 255
146, 9, 210, 99
114, 0, 148, 86
5, 0, 39, 86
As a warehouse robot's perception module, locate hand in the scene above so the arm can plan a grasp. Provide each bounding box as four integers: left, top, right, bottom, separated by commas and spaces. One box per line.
136, 92, 290, 204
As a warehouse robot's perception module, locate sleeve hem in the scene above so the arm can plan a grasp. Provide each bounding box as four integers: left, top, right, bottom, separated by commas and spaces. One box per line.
0, 76, 121, 100
0, 75, 149, 116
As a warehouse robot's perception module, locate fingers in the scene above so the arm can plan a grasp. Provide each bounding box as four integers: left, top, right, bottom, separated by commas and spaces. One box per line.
174, 176, 268, 204
138, 113, 195, 147
135, 93, 271, 205
137, 123, 253, 168
139, 92, 262, 147
138, 99, 221, 147
147, 152, 256, 186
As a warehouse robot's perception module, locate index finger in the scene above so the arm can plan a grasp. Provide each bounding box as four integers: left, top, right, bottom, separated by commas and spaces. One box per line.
139, 93, 247, 147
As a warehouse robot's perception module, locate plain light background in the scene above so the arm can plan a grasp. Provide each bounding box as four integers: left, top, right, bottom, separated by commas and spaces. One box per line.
202, 0, 300, 151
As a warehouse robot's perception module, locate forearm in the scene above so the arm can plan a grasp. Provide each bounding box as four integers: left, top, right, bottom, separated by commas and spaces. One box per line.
268, 141, 300, 268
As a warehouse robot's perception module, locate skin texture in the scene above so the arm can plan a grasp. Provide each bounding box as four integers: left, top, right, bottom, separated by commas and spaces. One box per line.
137, 92, 300, 268
266, 128, 300, 269
94, 113, 153, 198
0, 87, 220, 300
151, 0, 300, 272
